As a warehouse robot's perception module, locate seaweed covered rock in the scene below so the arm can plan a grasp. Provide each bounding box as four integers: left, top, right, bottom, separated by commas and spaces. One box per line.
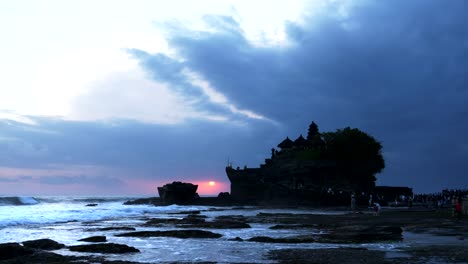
116, 230, 222, 239
78, 236, 107, 243
68, 243, 139, 254
22, 239, 65, 250
0, 243, 33, 260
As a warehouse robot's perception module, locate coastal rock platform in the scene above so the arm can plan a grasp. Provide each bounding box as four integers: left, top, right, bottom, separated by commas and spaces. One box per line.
1, 205, 467, 264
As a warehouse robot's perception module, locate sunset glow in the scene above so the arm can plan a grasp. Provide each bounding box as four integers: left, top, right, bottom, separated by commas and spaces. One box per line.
192, 181, 227, 196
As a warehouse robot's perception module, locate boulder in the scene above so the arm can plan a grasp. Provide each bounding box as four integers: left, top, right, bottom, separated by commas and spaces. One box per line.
0, 243, 33, 260
168, 210, 201, 215
78, 236, 107, 243
68, 243, 139, 254
85, 203, 98, 207
217, 192, 230, 199
157, 181, 198, 204
116, 230, 222, 239
145, 215, 208, 226
319, 225, 403, 243
180, 219, 251, 229
247, 236, 316, 243
86, 226, 136, 232
22, 239, 65, 250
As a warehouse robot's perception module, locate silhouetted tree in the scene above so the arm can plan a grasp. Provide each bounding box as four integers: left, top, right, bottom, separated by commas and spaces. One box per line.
307, 121, 319, 140
306, 121, 325, 150
322, 127, 385, 192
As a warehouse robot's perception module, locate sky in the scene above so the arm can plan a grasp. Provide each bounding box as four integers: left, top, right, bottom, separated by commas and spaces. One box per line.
0, 0, 467, 196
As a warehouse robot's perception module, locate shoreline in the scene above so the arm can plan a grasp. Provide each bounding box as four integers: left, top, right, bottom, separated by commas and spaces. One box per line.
1, 202, 467, 263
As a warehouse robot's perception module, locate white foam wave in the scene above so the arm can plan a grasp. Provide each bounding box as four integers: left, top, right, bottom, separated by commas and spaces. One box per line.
18, 196, 40, 205
0, 200, 206, 228
0, 196, 40, 206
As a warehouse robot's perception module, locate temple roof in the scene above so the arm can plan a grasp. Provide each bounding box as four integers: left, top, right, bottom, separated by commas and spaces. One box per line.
294, 134, 307, 147
277, 137, 293, 149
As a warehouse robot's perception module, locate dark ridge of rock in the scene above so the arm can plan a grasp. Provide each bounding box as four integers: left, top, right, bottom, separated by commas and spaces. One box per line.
269, 248, 387, 264
86, 203, 98, 207
123, 197, 161, 205
208, 208, 227, 211
214, 215, 247, 221
180, 219, 251, 229
0, 244, 142, 264
247, 236, 316, 243
0, 251, 84, 264
146, 215, 206, 225
0, 243, 33, 260
86, 226, 137, 232
269, 224, 317, 229
168, 210, 201, 215
181, 214, 207, 223
319, 225, 403, 244
145, 214, 250, 229
78, 236, 107, 243
68, 243, 140, 254
257, 212, 295, 217
229, 237, 244, 242
22, 238, 65, 250
145, 218, 181, 225
115, 230, 223, 239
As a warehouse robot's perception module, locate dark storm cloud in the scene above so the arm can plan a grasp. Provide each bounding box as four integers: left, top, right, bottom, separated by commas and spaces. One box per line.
131, 0, 468, 191
0, 118, 277, 183
1, 1, 466, 193
38, 175, 124, 188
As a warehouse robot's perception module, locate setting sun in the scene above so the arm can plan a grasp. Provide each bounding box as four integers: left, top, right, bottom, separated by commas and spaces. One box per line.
208, 181, 216, 186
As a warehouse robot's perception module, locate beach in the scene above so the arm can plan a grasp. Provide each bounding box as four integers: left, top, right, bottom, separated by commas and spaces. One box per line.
1, 196, 467, 263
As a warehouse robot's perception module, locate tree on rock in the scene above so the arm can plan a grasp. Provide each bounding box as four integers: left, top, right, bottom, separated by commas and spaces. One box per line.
306, 121, 325, 150
322, 127, 385, 192
307, 121, 319, 140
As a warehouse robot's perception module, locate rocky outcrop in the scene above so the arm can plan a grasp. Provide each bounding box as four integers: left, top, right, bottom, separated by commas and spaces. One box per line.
269, 248, 387, 264
157, 182, 198, 204
115, 230, 222, 239
68, 243, 139, 253
78, 236, 107, 243
85, 226, 136, 232
123, 197, 161, 205
144, 215, 251, 229
319, 225, 403, 243
247, 236, 316, 243
22, 239, 65, 250
0, 243, 33, 260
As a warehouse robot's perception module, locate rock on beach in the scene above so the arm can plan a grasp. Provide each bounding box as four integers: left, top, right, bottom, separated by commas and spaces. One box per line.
68, 243, 140, 254
115, 229, 223, 239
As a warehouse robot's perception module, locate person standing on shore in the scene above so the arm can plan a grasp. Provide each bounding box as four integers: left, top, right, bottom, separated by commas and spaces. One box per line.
351, 194, 357, 212
373, 202, 381, 216
455, 197, 463, 220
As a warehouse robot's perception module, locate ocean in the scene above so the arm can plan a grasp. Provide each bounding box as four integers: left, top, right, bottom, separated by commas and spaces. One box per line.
0, 196, 458, 263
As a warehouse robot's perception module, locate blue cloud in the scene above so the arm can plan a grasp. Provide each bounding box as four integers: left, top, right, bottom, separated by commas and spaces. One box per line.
129, 0, 468, 191
1, 0, 467, 193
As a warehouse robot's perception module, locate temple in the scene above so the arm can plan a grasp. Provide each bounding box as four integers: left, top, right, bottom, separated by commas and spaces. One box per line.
226, 122, 343, 203
225, 121, 410, 204
226, 144, 336, 202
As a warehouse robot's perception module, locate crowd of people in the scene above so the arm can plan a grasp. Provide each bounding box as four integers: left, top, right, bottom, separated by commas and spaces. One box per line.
413, 189, 468, 208
348, 189, 466, 219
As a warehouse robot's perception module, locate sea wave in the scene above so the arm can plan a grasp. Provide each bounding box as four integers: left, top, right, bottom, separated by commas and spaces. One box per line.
0, 196, 40, 206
